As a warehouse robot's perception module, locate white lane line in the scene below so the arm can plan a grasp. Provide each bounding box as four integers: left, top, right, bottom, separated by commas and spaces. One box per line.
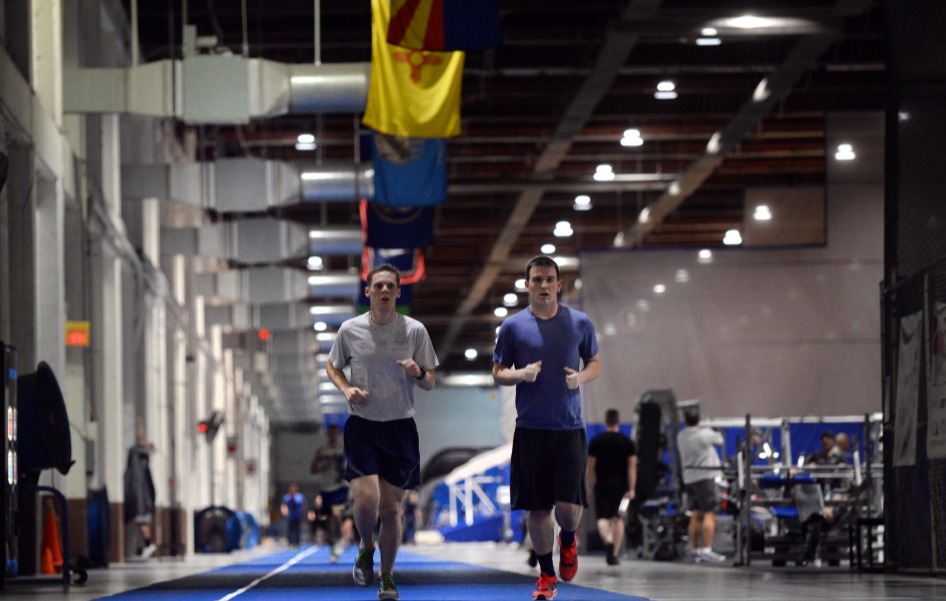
216, 545, 321, 601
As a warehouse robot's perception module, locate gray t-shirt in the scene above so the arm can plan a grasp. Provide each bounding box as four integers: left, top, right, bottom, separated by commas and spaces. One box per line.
677, 426, 724, 484
329, 313, 439, 422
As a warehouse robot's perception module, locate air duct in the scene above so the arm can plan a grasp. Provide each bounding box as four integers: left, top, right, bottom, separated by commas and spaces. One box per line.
301, 164, 374, 202
64, 58, 370, 122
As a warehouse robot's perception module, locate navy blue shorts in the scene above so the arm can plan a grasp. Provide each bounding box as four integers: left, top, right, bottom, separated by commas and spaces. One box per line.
343, 415, 420, 490
510, 427, 588, 511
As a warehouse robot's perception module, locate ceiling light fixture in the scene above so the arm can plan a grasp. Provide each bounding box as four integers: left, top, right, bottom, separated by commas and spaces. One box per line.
514, 278, 527, 291
638, 207, 651, 223
503, 292, 518, 307
655, 80, 677, 100
696, 37, 721, 46
307, 256, 324, 270
541, 243, 556, 254
573, 194, 592, 211
725, 15, 777, 29
464, 348, 478, 360
752, 78, 771, 102
297, 133, 315, 144
835, 143, 856, 161
494, 307, 508, 318
654, 284, 667, 294
553, 221, 573, 237
621, 128, 644, 147
723, 229, 743, 245
706, 132, 722, 154
698, 249, 713, 264
593, 164, 615, 181
753, 204, 773, 221
313, 321, 327, 332
701, 27, 718, 36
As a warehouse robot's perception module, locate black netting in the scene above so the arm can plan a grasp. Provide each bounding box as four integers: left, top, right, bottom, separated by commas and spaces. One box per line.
883, 260, 946, 573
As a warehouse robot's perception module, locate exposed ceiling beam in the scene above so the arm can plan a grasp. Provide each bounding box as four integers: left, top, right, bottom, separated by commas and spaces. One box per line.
615, 30, 840, 248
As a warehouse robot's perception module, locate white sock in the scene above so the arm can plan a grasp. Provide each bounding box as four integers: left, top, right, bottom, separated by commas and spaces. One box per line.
701, 546, 713, 553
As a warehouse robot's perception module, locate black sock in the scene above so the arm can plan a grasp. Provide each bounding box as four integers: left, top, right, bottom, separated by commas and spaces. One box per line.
538, 552, 555, 576
559, 529, 576, 548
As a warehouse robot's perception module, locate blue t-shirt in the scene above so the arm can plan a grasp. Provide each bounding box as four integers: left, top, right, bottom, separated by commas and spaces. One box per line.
282, 492, 305, 521
493, 306, 599, 430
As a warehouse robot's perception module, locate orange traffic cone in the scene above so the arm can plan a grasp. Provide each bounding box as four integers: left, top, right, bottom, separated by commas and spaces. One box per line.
40, 546, 55, 574
40, 497, 64, 571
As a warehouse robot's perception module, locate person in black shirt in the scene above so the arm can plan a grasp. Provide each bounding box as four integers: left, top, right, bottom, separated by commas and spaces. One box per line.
586, 409, 637, 565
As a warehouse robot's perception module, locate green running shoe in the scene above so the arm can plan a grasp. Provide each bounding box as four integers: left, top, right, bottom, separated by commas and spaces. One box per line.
378, 572, 399, 600
352, 547, 375, 587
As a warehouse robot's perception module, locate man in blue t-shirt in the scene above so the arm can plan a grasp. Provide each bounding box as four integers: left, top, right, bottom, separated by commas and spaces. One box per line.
280, 483, 306, 549
493, 255, 601, 601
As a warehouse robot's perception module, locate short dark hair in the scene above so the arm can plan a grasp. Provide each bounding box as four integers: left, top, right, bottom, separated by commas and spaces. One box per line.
683, 408, 700, 427
605, 409, 620, 426
366, 263, 400, 287
525, 255, 560, 280
821, 430, 836, 442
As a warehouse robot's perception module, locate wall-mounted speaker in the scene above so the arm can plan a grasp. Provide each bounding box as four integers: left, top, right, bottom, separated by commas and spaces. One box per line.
16, 362, 72, 476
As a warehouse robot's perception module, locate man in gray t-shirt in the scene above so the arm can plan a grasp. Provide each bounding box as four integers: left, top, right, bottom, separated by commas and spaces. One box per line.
677, 407, 726, 563
327, 264, 438, 599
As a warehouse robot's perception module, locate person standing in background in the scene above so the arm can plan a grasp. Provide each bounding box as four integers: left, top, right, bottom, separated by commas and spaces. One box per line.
280, 483, 305, 549
124, 417, 157, 560
587, 408, 637, 566
676, 406, 727, 563
493, 255, 601, 601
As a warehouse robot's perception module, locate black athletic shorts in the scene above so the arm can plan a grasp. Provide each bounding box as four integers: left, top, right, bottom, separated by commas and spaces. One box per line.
510, 427, 588, 511
343, 415, 420, 490
594, 479, 627, 519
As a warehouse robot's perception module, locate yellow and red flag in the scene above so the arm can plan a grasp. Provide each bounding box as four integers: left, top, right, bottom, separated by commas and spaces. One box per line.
363, 0, 465, 138
387, 0, 502, 52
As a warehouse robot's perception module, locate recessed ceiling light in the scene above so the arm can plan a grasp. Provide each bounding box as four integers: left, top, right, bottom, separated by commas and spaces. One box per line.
593, 164, 615, 181
723, 229, 743, 245
515, 278, 527, 291
835, 143, 856, 161
554, 221, 573, 237
464, 348, 478, 360
654, 284, 666, 294
494, 307, 508, 318
503, 292, 518, 307
541, 243, 556, 254
313, 321, 327, 332
725, 15, 778, 29
297, 133, 316, 144
697, 249, 713, 264
307, 256, 324, 270
701, 27, 718, 36
696, 37, 721, 46
573, 195, 592, 211
657, 80, 675, 92
753, 204, 772, 221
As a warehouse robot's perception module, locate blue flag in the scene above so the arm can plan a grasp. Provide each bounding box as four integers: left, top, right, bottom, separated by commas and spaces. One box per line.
371, 131, 447, 208
361, 200, 435, 249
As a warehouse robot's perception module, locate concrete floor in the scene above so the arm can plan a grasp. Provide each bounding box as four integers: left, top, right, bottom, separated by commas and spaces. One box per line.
0, 540, 943, 600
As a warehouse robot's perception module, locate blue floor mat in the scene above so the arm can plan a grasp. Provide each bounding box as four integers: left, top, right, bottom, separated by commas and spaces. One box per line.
98, 545, 649, 600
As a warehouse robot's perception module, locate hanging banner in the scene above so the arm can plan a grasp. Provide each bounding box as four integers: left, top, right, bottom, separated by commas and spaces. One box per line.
894, 311, 922, 466
929, 302, 946, 459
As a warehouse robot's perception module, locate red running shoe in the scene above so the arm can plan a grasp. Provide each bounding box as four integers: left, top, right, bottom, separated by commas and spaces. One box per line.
532, 572, 558, 600
558, 534, 578, 581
